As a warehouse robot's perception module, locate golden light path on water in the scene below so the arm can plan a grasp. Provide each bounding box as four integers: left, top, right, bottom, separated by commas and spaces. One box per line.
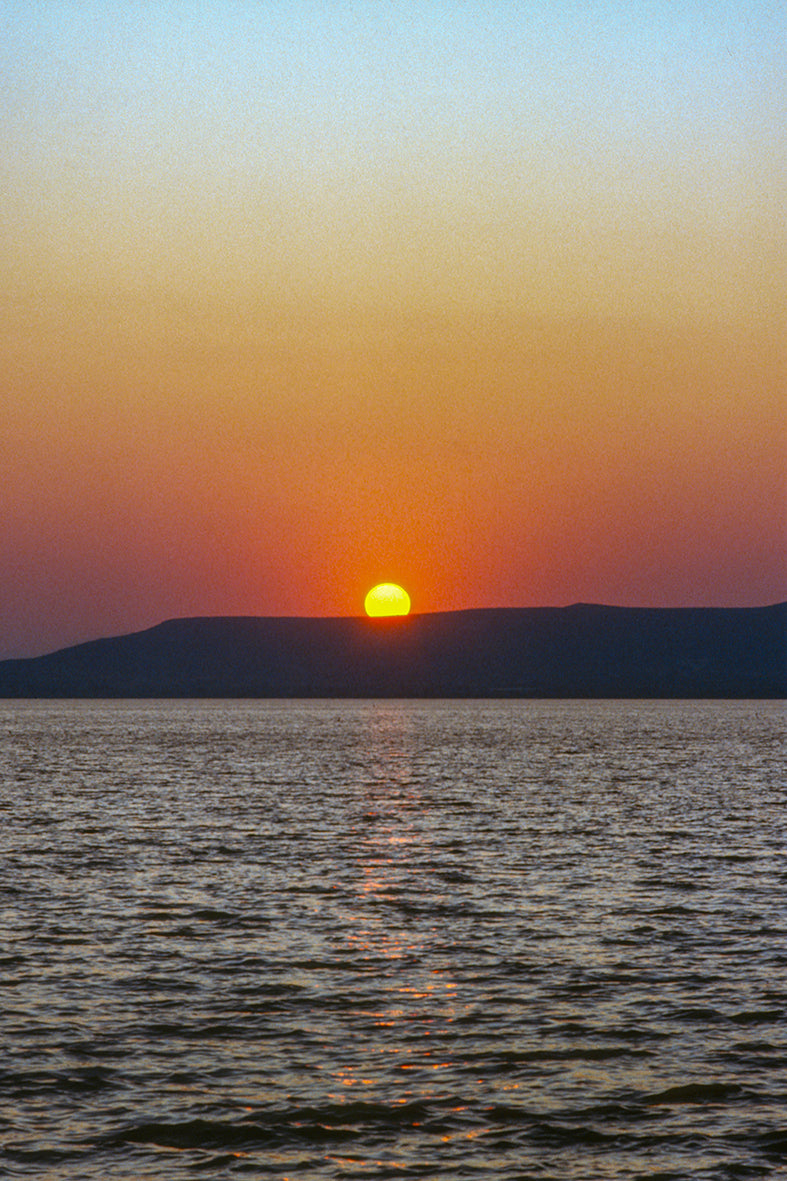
331, 703, 467, 1168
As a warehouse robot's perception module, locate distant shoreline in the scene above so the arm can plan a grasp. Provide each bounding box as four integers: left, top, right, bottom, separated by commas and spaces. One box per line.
0, 604, 783, 699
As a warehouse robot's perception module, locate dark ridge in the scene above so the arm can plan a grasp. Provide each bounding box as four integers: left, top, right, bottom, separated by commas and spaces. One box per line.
0, 603, 783, 698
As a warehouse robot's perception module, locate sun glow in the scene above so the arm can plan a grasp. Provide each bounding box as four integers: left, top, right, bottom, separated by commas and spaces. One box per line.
364, 583, 411, 617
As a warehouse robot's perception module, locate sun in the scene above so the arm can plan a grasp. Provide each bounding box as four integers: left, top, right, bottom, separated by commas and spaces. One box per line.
364, 583, 411, 617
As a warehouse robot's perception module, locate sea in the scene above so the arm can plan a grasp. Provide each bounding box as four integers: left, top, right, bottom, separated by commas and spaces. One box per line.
1, 698, 785, 1180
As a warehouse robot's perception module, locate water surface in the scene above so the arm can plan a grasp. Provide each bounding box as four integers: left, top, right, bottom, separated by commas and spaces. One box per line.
1, 699, 785, 1178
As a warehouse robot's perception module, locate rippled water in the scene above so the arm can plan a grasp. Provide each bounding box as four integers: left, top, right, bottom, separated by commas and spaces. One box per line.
1, 698, 785, 1179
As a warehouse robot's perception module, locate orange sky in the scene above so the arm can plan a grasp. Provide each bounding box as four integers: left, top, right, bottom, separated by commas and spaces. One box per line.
1, 2, 784, 656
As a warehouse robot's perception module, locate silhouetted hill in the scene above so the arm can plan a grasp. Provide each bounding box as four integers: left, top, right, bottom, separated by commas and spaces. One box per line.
0, 604, 784, 697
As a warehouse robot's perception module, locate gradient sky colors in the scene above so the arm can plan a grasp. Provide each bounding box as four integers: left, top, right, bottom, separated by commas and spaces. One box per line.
1, 1, 785, 657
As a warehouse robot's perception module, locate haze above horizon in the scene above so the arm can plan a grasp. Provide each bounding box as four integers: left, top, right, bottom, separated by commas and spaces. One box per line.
2, 1, 784, 658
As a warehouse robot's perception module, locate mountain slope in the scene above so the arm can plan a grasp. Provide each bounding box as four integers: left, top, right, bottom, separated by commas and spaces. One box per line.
0, 604, 783, 697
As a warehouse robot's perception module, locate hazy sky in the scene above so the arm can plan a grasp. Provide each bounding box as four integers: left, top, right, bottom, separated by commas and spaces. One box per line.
2, 0, 785, 656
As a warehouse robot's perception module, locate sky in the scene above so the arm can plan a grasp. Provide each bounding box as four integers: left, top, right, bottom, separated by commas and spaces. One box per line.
1, 0, 785, 657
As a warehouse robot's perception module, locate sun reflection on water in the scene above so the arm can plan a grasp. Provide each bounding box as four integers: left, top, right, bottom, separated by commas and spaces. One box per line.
326, 705, 463, 1100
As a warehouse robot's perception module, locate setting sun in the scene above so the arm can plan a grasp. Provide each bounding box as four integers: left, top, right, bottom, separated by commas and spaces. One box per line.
364, 583, 411, 617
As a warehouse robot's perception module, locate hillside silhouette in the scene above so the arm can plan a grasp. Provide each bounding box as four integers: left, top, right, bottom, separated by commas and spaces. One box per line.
0, 604, 783, 697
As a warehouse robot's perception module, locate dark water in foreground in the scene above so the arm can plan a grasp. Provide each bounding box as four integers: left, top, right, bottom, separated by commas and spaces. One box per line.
1, 699, 785, 1180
